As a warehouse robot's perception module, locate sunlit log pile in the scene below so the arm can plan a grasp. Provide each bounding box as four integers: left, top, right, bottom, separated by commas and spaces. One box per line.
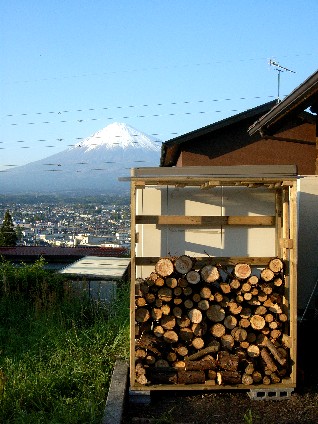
134, 255, 291, 386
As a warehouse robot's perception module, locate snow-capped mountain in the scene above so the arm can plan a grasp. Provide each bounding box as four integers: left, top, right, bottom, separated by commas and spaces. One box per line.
0, 123, 162, 194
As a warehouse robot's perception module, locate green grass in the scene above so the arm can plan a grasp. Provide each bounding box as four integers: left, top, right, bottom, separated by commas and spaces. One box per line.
0, 259, 130, 423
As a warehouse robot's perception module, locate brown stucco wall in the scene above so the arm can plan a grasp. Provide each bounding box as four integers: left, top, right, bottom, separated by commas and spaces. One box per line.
175, 121, 316, 175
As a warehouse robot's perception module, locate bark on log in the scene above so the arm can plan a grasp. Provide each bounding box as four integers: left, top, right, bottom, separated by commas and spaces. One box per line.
218, 351, 239, 371
187, 342, 220, 360
178, 370, 206, 384
185, 355, 217, 371
217, 370, 241, 385
260, 348, 278, 372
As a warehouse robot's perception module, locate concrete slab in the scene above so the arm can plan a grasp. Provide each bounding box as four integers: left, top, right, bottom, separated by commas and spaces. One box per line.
102, 359, 128, 424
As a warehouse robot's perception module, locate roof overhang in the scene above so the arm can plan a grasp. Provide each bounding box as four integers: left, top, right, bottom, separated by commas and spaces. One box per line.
248, 69, 318, 137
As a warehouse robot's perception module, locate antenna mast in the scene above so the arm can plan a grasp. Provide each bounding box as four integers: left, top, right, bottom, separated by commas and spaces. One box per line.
269, 59, 296, 101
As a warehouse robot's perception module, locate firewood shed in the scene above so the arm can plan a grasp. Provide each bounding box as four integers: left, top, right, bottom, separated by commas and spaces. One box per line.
126, 165, 298, 394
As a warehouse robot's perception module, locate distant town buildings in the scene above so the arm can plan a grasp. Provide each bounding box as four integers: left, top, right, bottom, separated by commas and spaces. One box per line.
0, 199, 131, 249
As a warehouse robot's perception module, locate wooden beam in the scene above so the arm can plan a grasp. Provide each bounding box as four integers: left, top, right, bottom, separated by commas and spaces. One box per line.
135, 215, 275, 226
135, 256, 273, 267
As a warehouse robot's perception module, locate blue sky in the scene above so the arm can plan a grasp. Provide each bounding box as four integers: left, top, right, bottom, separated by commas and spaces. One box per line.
1, 0, 318, 171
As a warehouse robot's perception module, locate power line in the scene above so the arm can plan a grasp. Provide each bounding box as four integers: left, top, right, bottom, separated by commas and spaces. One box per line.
1, 52, 313, 85
2, 95, 275, 119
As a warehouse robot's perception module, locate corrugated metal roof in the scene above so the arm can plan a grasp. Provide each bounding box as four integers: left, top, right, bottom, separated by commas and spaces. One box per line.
59, 256, 130, 279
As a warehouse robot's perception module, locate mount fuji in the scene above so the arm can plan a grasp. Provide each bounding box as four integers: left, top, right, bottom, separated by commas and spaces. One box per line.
0, 123, 162, 195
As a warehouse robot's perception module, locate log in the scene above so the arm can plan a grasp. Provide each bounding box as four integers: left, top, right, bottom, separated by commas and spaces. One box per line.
155, 277, 165, 287
250, 314, 266, 330
211, 323, 226, 338
268, 257, 284, 274
167, 351, 177, 363
200, 265, 220, 283
188, 308, 203, 324
187, 342, 220, 360
224, 315, 237, 330
228, 301, 242, 315
261, 268, 275, 282
177, 316, 191, 328
163, 330, 178, 344
252, 371, 263, 384
146, 367, 178, 384
152, 306, 163, 320
153, 325, 164, 338
172, 306, 183, 318
259, 336, 287, 366
230, 278, 241, 290
186, 270, 201, 285
175, 344, 188, 357
219, 282, 231, 294
206, 304, 226, 322
135, 307, 150, 323
178, 370, 205, 384
161, 315, 176, 330
221, 334, 235, 350
157, 287, 173, 302
185, 355, 217, 371
241, 373, 254, 385
260, 348, 277, 372
192, 293, 201, 303
199, 286, 212, 299
135, 297, 147, 307
231, 327, 247, 342
233, 263, 251, 280
179, 327, 194, 342
197, 299, 210, 311
155, 257, 174, 277
191, 322, 207, 337
183, 286, 193, 296
218, 351, 239, 371
166, 277, 178, 289
161, 304, 171, 315
184, 299, 194, 309
247, 344, 260, 358
174, 255, 194, 274
192, 337, 205, 350
248, 275, 259, 286
178, 277, 188, 287
217, 370, 241, 385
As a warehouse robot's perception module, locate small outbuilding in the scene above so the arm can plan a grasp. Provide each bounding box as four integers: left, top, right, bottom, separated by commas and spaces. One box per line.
59, 256, 130, 304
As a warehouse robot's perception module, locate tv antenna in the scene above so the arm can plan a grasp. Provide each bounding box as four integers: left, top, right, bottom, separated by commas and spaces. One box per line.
269, 59, 296, 101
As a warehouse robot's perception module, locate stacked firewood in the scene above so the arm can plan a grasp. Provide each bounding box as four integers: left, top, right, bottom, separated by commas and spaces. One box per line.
134, 255, 290, 386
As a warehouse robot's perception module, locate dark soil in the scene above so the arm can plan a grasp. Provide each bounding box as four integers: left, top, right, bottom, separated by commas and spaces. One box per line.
122, 320, 318, 424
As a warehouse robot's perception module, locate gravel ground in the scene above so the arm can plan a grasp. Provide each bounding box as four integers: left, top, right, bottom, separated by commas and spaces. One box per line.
122, 320, 318, 424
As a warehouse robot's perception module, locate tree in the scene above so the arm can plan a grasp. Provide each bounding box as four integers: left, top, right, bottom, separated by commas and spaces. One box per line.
0, 210, 18, 246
